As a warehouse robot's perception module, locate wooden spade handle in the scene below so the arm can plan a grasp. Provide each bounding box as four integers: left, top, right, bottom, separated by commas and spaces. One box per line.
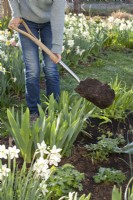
11, 19, 59, 63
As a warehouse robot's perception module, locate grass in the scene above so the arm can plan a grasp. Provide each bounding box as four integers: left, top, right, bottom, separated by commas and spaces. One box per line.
60, 49, 133, 92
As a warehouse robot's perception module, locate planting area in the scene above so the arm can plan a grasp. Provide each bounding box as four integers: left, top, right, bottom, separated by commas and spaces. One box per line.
61, 114, 133, 200
0, 11, 133, 200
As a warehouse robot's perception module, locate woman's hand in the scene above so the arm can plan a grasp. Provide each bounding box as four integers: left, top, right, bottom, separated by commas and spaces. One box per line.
8, 17, 22, 29
51, 53, 62, 63
54, 53, 61, 63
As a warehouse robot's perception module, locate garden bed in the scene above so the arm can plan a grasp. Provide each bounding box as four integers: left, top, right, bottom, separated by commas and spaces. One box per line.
0, 112, 132, 199
60, 113, 133, 199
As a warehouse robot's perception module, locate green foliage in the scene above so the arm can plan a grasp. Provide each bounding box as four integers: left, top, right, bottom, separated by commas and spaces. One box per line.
47, 164, 85, 198
112, 186, 122, 200
91, 77, 133, 123
60, 192, 91, 200
112, 179, 133, 200
114, 141, 133, 154
0, 20, 24, 106
6, 107, 34, 163
0, 144, 89, 200
93, 167, 126, 185
0, 46, 25, 106
0, 162, 47, 200
85, 133, 125, 162
0, 17, 11, 30
106, 78, 133, 120
36, 92, 93, 156
3, 92, 93, 162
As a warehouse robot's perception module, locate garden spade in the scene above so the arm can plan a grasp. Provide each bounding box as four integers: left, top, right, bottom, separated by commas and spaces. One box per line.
10, 20, 115, 109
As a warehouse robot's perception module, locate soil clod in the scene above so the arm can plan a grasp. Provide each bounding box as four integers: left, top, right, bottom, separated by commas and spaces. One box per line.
75, 78, 115, 109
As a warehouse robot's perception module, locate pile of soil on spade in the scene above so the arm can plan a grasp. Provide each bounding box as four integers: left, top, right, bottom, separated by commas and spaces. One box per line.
75, 78, 115, 109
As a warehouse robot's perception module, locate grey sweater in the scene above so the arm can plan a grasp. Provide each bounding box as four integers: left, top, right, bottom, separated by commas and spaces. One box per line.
8, 0, 66, 54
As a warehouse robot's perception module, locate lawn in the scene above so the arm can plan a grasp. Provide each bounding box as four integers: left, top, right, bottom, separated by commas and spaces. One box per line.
60, 49, 133, 92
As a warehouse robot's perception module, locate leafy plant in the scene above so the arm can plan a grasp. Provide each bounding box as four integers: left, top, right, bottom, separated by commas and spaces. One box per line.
106, 78, 133, 120
0, 17, 11, 30
0, 163, 44, 200
114, 131, 133, 177
112, 178, 133, 200
85, 133, 125, 163
35, 92, 94, 156
114, 140, 133, 155
112, 186, 122, 200
0, 142, 88, 200
60, 192, 91, 200
0, 26, 24, 106
47, 164, 85, 198
91, 77, 133, 124
0, 142, 62, 200
93, 167, 126, 185
124, 177, 133, 200
3, 92, 93, 162
6, 107, 34, 163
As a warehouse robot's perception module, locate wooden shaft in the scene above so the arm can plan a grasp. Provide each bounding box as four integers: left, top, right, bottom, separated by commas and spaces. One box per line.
11, 20, 59, 63
10, 20, 81, 83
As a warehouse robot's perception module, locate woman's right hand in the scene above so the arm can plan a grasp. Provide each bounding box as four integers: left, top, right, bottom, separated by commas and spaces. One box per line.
8, 17, 22, 29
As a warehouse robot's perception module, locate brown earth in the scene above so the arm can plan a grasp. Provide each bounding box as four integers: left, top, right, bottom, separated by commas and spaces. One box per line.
75, 78, 115, 109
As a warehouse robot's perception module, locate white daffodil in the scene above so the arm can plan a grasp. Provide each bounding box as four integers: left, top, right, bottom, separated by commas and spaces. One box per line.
107, 16, 114, 23
50, 145, 62, 154
0, 65, 6, 75
12, 77, 17, 82
126, 21, 132, 30
114, 18, 121, 26
49, 145, 62, 166
8, 146, 20, 159
119, 23, 127, 31
40, 168, 51, 180
68, 192, 77, 200
67, 40, 74, 48
0, 145, 8, 159
37, 141, 49, 157
0, 35, 5, 41
76, 46, 80, 55
0, 173, 2, 181
33, 157, 49, 174
39, 181, 48, 196
0, 164, 10, 180
49, 153, 61, 166
33, 157, 51, 180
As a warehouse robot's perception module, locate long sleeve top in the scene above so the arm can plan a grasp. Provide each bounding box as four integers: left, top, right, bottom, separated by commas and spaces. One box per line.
8, 0, 66, 54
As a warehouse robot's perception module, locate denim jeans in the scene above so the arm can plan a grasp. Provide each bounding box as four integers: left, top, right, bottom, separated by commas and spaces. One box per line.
19, 18, 60, 114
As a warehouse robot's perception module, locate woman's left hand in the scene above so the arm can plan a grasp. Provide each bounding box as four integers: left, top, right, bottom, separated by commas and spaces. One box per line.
52, 53, 61, 63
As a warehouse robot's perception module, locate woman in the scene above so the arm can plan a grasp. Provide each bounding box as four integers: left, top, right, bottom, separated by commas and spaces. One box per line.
8, 0, 66, 119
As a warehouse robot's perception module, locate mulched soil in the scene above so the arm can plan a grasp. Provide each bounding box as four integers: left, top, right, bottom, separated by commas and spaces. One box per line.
0, 112, 133, 200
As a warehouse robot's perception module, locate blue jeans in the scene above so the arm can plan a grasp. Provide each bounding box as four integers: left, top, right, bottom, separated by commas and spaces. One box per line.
19, 19, 60, 114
